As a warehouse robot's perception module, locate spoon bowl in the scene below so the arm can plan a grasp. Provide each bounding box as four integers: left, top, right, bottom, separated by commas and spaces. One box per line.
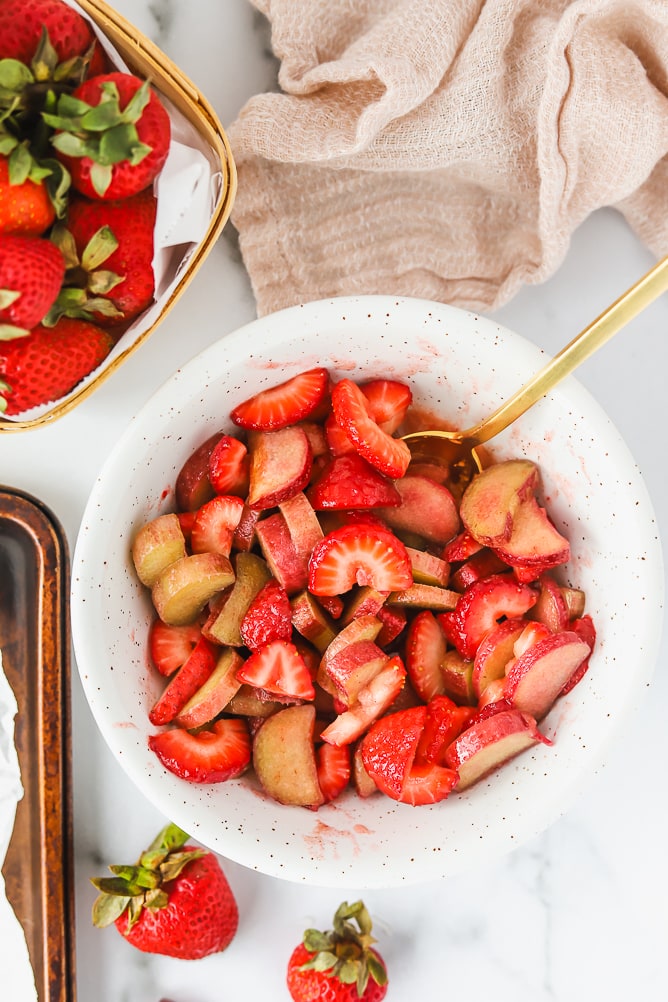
403, 254, 668, 483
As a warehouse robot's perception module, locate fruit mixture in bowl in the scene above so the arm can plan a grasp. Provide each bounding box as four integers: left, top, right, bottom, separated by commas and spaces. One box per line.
130, 366, 596, 810
72, 296, 662, 886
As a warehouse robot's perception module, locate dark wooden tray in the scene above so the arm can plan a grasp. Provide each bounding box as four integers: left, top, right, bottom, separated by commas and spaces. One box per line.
0, 487, 76, 1002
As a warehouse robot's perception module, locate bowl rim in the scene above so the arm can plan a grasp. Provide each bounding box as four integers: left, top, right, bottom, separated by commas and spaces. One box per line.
71, 294, 665, 887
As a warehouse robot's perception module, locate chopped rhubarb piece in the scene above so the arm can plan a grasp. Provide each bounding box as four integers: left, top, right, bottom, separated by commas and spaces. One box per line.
152, 552, 235, 626
252, 703, 324, 807
231, 367, 330, 430
317, 639, 387, 706
131, 513, 187, 588
278, 491, 324, 562
376, 603, 407, 646
387, 582, 459, 611
340, 586, 388, 625
492, 497, 570, 571
256, 511, 310, 595
459, 459, 539, 545
232, 504, 262, 551
352, 742, 379, 798
504, 630, 590, 719
247, 426, 313, 510
376, 475, 460, 546
175, 432, 223, 512
439, 649, 476, 705
444, 709, 551, 790
203, 551, 271, 646
175, 648, 244, 730
472, 616, 528, 699
530, 574, 570, 631
560, 615, 596, 694
149, 636, 219, 725
290, 591, 337, 653
450, 548, 508, 591
320, 657, 407, 747
405, 546, 451, 586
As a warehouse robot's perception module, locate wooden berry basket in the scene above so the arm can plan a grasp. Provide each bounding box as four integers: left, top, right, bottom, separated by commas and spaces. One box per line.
0, 0, 237, 433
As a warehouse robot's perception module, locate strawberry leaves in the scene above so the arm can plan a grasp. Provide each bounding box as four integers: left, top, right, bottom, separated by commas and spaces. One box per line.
44, 79, 152, 196
299, 900, 388, 998
91, 822, 205, 931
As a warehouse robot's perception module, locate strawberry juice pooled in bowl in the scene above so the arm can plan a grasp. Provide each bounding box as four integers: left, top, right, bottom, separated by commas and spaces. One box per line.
71, 296, 663, 887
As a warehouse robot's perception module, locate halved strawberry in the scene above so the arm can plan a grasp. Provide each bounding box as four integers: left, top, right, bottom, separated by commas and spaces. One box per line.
190, 495, 245, 556
315, 741, 351, 803
148, 717, 251, 783
176, 510, 196, 543
239, 579, 293, 651
307, 452, 401, 510
308, 523, 413, 597
324, 412, 356, 457
359, 378, 412, 434
450, 549, 508, 591
236, 639, 315, 700
148, 636, 219, 726
207, 434, 249, 496
230, 367, 330, 430
331, 379, 411, 478
148, 619, 201, 678
405, 610, 448, 703
442, 530, 485, 563
360, 705, 427, 799
440, 574, 538, 660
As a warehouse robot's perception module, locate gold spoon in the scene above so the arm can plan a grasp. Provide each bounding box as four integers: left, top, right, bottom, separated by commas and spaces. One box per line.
402, 254, 668, 490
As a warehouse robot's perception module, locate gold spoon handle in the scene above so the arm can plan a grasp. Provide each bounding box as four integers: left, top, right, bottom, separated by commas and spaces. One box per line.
467, 254, 668, 446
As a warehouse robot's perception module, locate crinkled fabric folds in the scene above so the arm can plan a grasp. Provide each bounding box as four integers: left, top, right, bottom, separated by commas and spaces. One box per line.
229, 0, 668, 316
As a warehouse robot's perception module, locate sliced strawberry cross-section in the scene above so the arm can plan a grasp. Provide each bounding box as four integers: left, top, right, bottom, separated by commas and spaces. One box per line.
405, 610, 448, 703
331, 378, 411, 479
308, 523, 413, 597
439, 573, 538, 660
360, 704, 427, 800
207, 434, 249, 496
236, 639, 316, 701
359, 378, 412, 434
190, 495, 244, 557
315, 741, 351, 803
148, 618, 202, 678
230, 367, 330, 430
148, 717, 251, 784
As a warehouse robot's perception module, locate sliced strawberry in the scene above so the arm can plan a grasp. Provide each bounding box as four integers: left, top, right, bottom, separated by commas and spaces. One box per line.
359, 378, 412, 434
207, 434, 249, 496
405, 610, 448, 703
148, 636, 219, 726
230, 367, 330, 430
360, 705, 427, 799
308, 523, 413, 597
440, 574, 538, 660
236, 639, 315, 700
239, 579, 293, 651
148, 717, 251, 783
331, 378, 411, 478
415, 697, 476, 766
399, 762, 459, 806
148, 619, 201, 678
307, 452, 401, 510
190, 495, 244, 556
315, 741, 351, 802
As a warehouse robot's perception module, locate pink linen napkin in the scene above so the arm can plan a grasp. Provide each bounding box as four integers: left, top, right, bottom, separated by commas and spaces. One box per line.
228, 0, 668, 316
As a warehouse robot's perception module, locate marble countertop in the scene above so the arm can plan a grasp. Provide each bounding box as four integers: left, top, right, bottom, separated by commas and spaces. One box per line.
2, 1, 667, 1000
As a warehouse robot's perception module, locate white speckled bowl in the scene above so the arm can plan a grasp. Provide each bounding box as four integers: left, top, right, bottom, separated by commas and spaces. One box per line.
71, 295, 664, 887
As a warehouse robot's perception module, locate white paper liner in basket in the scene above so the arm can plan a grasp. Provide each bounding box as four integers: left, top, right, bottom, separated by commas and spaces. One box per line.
3, 0, 224, 423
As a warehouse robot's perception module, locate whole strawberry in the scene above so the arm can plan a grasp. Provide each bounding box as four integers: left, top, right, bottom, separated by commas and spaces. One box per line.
0, 154, 56, 236
0, 0, 96, 65
91, 822, 238, 960
49, 189, 157, 325
0, 233, 65, 335
287, 901, 388, 1002
44, 71, 171, 199
0, 315, 112, 414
